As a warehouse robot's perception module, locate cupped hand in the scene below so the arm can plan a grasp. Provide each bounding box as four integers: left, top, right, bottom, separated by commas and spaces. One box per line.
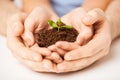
22, 7, 59, 46
55, 9, 112, 72
7, 13, 57, 72
48, 7, 94, 56
50, 8, 105, 56
61, 7, 94, 45
21, 7, 64, 63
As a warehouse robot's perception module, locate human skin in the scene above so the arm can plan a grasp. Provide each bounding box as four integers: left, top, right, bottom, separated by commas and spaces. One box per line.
54, 0, 120, 72
0, 0, 59, 72
7, 8, 106, 73
0, 0, 61, 72
7, 5, 119, 73
83, 0, 111, 11
21, 0, 111, 63
1, 0, 115, 71
0, 0, 21, 36
7, 13, 57, 72
0, 0, 111, 63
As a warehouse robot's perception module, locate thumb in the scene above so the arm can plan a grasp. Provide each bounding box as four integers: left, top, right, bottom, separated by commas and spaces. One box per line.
22, 7, 49, 46
82, 8, 105, 26
7, 13, 26, 37
13, 22, 24, 36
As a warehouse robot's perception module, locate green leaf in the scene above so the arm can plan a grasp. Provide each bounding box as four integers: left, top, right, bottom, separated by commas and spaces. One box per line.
48, 20, 58, 28
56, 18, 62, 26
61, 25, 73, 29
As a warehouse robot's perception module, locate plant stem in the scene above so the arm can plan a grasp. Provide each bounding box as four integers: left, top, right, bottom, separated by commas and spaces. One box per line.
58, 27, 60, 32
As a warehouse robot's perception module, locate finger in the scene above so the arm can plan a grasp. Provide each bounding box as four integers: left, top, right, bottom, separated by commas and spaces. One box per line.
57, 58, 90, 73
82, 8, 105, 26
31, 44, 63, 63
68, 8, 93, 45
57, 48, 108, 73
76, 26, 93, 45
55, 41, 79, 51
7, 36, 42, 62
7, 13, 26, 37
23, 7, 49, 46
46, 52, 63, 64
64, 28, 111, 61
48, 45, 66, 56
7, 13, 42, 61
30, 43, 52, 56
70, 8, 87, 32
15, 54, 55, 72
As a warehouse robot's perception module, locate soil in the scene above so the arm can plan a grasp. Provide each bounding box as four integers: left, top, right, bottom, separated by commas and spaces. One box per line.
34, 28, 78, 47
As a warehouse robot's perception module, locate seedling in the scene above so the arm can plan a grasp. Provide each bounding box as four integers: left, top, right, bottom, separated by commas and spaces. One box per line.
48, 19, 72, 32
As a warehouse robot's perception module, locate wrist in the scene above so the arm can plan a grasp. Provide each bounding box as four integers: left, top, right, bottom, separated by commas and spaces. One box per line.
107, 16, 120, 40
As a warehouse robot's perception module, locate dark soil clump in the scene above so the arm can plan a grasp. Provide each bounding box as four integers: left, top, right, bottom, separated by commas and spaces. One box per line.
34, 28, 78, 47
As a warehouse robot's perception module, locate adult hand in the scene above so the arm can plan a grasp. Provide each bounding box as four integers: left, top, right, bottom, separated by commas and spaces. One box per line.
49, 8, 103, 55
56, 8, 112, 72
61, 7, 94, 45
7, 13, 56, 72
48, 7, 94, 56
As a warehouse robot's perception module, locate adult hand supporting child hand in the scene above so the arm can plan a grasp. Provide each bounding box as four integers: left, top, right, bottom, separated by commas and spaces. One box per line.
22, 7, 63, 63
7, 12, 57, 72
49, 7, 95, 56
55, 8, 112, 73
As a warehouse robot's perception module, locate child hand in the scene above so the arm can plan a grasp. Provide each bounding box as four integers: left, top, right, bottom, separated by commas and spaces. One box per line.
22, 7, 63, 63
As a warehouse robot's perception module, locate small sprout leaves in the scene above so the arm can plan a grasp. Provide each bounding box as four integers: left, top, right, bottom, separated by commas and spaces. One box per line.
62, 25, 72, 29
48, 19, 72, 31
48, 20, 58, 28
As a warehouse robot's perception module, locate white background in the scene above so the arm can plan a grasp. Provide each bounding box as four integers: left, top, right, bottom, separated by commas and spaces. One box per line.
0, 35, 120, 80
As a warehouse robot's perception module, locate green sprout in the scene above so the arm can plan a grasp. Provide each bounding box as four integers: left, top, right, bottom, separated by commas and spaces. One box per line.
48, 18, 72, 32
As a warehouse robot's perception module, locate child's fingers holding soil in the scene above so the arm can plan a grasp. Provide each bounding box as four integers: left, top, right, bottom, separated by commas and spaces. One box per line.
46, 52, 63, 64
48, 45, 66, 56
31, 44, 63, 63
30, 44, 51, 56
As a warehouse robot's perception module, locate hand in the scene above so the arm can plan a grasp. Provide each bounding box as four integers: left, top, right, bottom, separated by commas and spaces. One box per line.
7, 13, 56, 72
22, 7, 59, 46
49, 8, 104, 56
21, 7, 63, 63
61, 7, 94, 45
48, 7, 94, 56
55, 9, 112, 72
